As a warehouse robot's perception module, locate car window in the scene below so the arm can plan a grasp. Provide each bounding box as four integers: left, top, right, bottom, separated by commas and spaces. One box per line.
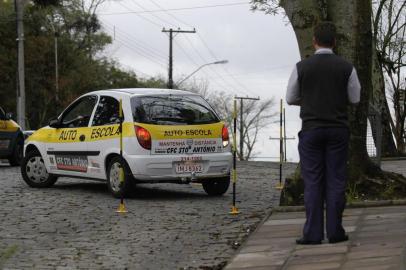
61, 95, 97, 128
131, 95, 219, 125
92, 96, 121, 126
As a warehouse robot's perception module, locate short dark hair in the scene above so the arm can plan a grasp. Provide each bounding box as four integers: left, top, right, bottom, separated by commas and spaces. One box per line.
313, 22, 336, 47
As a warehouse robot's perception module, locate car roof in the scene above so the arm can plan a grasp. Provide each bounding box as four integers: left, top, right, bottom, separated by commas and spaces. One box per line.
88, 88, 199, 98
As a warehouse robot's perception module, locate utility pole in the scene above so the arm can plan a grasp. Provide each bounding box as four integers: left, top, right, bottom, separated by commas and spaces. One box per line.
162, 28, 196, 89
54, 31, 59, 104
270, 99, 295, 189
234, 96, 260, 161
15, 0, 26, 130
283, 107, 287, 162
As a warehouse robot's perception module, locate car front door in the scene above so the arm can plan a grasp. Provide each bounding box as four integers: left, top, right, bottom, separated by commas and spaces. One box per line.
46, 95, 98, 177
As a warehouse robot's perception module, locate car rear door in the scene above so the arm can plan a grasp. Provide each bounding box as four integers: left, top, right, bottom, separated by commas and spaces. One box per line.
87, 95, 122, 179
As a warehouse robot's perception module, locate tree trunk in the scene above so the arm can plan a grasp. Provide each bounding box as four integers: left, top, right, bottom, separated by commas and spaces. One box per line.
278, 0, 406, 205
370, 41, 398, 157
280, 0, 325, 59
280, 0, 373, 182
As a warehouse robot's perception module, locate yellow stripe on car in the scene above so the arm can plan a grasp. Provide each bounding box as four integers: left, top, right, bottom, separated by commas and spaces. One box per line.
0, 120, 20, 132
135, 122, 224, 140
27, 122, 224, 144
26, 123, 135, 143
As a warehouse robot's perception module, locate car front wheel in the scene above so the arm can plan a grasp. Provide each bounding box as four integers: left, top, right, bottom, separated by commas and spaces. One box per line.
21, 150, 57, 188
202, 177, 230, 196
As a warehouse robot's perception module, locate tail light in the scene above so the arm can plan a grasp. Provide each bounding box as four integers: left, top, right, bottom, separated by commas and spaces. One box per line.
222, 125, 229, 147
135, 126, 151, 150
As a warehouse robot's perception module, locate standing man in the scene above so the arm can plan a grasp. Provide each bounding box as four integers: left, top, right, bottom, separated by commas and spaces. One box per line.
286, 22, 361, 245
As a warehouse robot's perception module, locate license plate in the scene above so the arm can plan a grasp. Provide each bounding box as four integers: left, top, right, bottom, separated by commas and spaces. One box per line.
0, 140, 10, 150
175, 162, 203, 174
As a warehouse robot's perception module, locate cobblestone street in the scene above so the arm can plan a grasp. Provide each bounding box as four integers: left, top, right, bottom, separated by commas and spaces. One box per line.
0, 161, 296, 270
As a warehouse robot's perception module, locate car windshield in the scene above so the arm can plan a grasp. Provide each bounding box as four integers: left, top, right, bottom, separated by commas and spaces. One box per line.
131, 95, 219, 125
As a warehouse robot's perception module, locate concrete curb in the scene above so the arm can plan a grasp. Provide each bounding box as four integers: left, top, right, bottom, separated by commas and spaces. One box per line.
381, 157, 406, 161
273, 199, 406, 212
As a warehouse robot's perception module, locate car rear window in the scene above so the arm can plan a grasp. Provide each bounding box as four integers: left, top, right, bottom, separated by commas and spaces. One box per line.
131, 95, 219, 125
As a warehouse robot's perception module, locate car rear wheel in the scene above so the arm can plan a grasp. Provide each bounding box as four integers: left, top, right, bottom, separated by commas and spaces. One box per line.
107, 156, 134, 198
8, 138, 23, 166
21, 150, 57, 188
202, 177, 230, 196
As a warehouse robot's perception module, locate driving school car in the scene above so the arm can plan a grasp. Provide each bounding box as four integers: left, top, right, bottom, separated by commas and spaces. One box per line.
21, 88, 232, 197
0, 107, 24, 166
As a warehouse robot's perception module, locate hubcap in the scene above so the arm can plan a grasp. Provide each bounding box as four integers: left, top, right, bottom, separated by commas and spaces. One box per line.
26, 156, 49, 183
109, 162, 122, 192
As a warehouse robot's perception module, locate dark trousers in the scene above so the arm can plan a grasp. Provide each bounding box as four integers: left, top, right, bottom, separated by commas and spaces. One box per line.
298, 127, 349, 241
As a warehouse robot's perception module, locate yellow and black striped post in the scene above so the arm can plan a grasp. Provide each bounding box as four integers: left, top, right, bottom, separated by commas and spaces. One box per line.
230, 99, 240, 215
116, 99, 128, 213
275, 99, 284, 190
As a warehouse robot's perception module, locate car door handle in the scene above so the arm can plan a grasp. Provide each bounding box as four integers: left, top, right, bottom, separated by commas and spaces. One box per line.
79, 134, 86, 141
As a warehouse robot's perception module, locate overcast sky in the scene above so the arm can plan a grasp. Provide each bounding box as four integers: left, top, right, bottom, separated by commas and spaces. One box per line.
96, 0, 302, 161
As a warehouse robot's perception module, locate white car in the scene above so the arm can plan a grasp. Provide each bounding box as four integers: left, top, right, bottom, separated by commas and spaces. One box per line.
21, 88, 232, 197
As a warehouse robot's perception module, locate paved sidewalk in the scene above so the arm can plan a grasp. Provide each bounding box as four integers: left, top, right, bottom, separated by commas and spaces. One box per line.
381, 159, 406, 177
225, 205, 406, 270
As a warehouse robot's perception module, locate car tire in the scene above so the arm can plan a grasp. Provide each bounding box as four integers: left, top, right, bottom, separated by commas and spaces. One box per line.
202, 177, 230, 196
21, 150, 58, 188
107, 156, 134, 198
8, 138, 23, 166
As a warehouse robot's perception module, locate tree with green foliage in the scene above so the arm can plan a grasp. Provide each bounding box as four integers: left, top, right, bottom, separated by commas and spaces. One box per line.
0, 0, 160, 129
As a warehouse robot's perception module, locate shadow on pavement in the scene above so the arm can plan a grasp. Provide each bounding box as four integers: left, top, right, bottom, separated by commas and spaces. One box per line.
51, 180, 214, 201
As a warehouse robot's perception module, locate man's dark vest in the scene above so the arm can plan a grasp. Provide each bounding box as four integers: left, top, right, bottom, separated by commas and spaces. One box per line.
297, 53, 353, 131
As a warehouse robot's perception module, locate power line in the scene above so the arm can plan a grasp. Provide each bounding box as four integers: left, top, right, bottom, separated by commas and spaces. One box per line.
103, 30, 167, 67
108, 0, 251, 96
102, 21, 167, 58
147, 0, 194, 28
172, 40, 235, 92
145, 1, 242, 94
99, 2, 249, 16
129, 0, 177, 28
181, 35, 244, 94
111, 37, 167, 68
117, 2, 162, 28
193, 65, 292, 79
111, 0, 248, 96
102, 22, 167, 60
101, 25, 167, 68
145, 0, 235, 92
197, 33, 257, 96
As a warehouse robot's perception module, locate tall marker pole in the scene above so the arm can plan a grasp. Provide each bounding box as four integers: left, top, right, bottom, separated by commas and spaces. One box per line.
116, 99, 127, 213
283, 108, 287, 162
230, 99, 240, 215
275, 99, 284, 190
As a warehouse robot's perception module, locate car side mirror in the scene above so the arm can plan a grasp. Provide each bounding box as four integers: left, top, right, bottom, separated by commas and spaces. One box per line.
5, 112, 13, 120
49, 118, 61, 128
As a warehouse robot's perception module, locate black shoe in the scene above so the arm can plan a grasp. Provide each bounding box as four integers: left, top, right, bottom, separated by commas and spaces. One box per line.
328, 235, 349, 244
296, 238, 322, 245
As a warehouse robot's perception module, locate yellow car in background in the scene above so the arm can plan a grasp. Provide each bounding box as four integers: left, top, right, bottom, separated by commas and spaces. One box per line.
0, 107, 24, 166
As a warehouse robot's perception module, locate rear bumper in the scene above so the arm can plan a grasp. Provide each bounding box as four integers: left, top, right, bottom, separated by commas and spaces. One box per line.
125, 152, 232, 181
